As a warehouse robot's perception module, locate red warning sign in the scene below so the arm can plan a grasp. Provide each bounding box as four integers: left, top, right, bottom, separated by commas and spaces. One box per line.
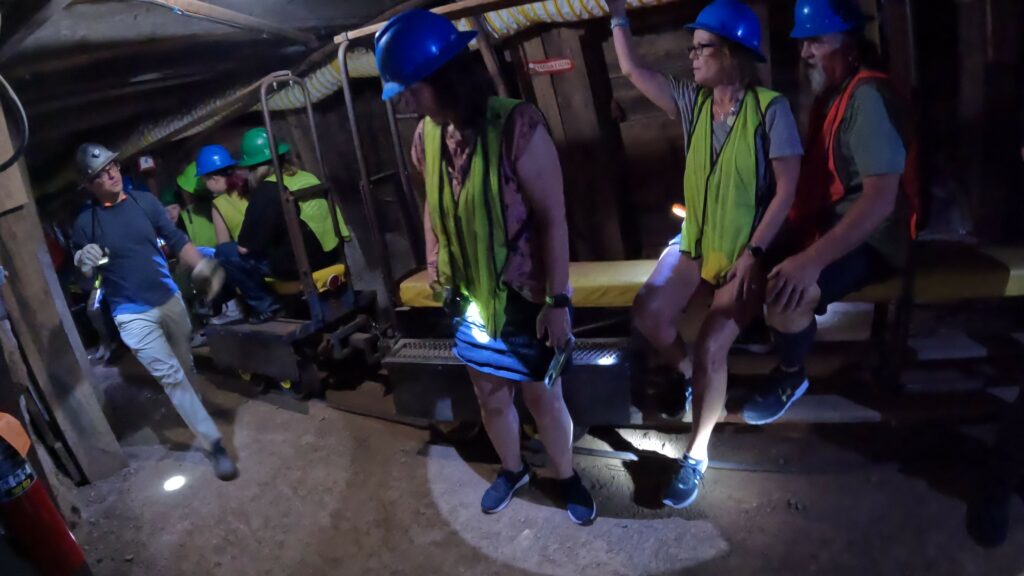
527, 58, 575, 75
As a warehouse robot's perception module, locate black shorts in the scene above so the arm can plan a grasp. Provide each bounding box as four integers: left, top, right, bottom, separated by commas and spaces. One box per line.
815, 244, 895, 314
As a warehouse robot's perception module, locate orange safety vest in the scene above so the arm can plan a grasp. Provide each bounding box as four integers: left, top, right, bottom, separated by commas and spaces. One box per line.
789, 69, 920, 248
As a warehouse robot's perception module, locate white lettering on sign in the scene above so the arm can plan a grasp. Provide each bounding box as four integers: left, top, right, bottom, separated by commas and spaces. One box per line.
528, 58, 574, 75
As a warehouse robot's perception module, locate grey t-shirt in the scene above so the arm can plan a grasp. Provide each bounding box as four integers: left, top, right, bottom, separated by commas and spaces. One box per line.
829, 83, 907, 266
668, 75, 804, 164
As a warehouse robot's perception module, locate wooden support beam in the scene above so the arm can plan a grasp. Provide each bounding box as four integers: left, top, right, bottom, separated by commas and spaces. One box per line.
141, 0, 318, 46
471, 16, 509, 97
0, 0, 75, 63
337, 0, 542, 43
0, 111, 126, 482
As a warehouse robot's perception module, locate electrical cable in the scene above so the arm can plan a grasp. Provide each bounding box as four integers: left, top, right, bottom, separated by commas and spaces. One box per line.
0, 11, 30, 173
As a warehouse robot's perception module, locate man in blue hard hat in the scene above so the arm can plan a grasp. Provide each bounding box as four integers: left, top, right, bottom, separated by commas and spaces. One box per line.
741, 0, 919, 424
70, 142, 239, 481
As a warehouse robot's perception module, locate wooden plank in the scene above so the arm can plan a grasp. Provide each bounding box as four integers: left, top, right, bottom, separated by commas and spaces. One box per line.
543, 26, 625, 260
751, 0, 772, 87
0, 112, 125, 482
337, 0, 542, 43
518, 36, 566, 155
471, 16, 510, 97
145, 0, 317, 46
0, 0, 75, 63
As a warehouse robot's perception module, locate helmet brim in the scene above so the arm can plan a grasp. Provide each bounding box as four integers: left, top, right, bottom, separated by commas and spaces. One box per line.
685, 23, 768, 63
379, 29, 477, 101
82, 150, 120, 181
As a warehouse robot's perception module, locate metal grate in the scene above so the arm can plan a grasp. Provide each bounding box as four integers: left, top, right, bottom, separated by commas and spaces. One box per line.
388, 338, 628, 365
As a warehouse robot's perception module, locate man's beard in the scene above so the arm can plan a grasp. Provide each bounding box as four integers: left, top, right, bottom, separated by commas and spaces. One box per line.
807, 64, 827, 95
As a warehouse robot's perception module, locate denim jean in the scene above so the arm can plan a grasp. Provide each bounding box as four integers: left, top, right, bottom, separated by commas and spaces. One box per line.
215, 242, 278, 315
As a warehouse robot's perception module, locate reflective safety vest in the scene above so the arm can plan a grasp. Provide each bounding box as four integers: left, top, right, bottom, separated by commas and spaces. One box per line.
267, 170, 351, 252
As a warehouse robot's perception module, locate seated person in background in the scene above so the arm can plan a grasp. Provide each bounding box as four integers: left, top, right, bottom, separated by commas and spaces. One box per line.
176, 162, 218, 258
236, 127, 351, 251
196, 145, 250, 246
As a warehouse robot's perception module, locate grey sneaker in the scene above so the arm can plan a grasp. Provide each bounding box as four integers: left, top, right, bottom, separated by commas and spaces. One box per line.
209, 440, 239, 482
209, 299, 244, 326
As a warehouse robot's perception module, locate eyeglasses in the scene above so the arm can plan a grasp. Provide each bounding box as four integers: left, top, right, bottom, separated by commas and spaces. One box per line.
687, 42, 720, 58
90, 161, 120, 183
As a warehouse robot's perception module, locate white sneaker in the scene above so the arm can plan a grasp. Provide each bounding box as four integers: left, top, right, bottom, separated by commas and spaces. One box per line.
209, 299, 244, 325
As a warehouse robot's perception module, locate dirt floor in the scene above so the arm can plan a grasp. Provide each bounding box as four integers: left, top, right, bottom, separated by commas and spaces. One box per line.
6, 346, 1017, 576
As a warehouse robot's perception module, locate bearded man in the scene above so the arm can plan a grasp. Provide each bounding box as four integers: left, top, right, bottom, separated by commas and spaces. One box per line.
741, 0, 919, 425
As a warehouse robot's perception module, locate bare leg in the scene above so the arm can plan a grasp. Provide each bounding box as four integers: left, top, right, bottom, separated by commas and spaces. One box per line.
633, 248, 702, 373
469, 367, 522, 472
687, 276, 761, 461
521, 377, 574, 479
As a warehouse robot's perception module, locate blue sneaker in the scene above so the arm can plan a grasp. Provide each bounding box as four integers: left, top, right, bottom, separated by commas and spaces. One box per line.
742, 366, 810, 425
481, 463, 531, 514
663, 455, 707, 509
561, 471, 597, 525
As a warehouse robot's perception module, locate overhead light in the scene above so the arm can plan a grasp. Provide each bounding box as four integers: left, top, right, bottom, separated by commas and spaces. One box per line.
597, 354, 617, 366
671, 203, 686, 220
163, 475, 186, 492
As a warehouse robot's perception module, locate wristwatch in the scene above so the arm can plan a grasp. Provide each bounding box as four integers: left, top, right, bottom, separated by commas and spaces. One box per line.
746, 244, 766, 260
545, 293, 572, 308
610, 15, 630, 30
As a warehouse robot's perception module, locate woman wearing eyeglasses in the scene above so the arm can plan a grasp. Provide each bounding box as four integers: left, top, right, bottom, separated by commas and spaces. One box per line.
608, 0, 803, 508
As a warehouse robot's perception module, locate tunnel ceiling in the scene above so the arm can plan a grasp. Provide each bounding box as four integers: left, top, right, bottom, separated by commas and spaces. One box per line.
0, 0, 423, 177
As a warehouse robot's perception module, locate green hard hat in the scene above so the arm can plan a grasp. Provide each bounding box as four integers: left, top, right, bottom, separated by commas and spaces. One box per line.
159, 186, 181, 207
238, 127, 290, 167
176, 162, 207, 195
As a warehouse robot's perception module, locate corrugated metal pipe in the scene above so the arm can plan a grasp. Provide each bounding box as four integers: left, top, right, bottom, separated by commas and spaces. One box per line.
101, 1, 680, 179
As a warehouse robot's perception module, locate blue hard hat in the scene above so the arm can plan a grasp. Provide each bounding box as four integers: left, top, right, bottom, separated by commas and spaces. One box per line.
686, 0, 767, 63
195, 145, 237, 177
375, 9, 478, 101
790, 0, 869, 39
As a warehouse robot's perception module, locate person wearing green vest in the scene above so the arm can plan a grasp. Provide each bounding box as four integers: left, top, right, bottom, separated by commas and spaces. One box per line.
237, 127, 351, 253
194, 145, 282, 324
377, 9, 596, 525
195, 145, 250, 245
176, 162, 218, 253
178, 161, 244, 327
610, 0, 803, 508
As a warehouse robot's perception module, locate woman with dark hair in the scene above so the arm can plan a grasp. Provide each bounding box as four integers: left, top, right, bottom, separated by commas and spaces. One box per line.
376, 9, 595, 524
196, 144, 281, 324
609, 0, 803, 508
196, 145, 251, 246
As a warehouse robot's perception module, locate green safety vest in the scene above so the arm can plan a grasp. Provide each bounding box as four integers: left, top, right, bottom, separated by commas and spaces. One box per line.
425, 96, 521, 337
682, 87, 779, 284
267, 170, 351, 252
212, 192, 249, 241
181, 205, 217, 248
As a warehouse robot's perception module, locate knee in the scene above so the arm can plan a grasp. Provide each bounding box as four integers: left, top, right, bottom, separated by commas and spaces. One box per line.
694, 324, 732, 376
765, 283, 820, 329
633, 288, 671, 343
522, 385, 563, 419
473, 383, 514, 419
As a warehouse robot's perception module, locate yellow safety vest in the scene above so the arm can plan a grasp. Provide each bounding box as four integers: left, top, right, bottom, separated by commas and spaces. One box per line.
181, 205, 217, 248
267, 170, 351, 252
424, 96, 521, 337
213, 192, 249, 241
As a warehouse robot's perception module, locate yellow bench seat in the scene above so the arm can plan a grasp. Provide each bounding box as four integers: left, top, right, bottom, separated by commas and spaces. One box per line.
267, 264, 347, 296
398, 242, 1024, 309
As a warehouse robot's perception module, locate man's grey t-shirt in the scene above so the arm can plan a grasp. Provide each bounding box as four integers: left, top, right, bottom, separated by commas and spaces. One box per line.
829, 83, 907, 267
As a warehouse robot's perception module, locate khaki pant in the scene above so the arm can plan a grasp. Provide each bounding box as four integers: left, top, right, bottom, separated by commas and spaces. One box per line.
114, 295, 221, 448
